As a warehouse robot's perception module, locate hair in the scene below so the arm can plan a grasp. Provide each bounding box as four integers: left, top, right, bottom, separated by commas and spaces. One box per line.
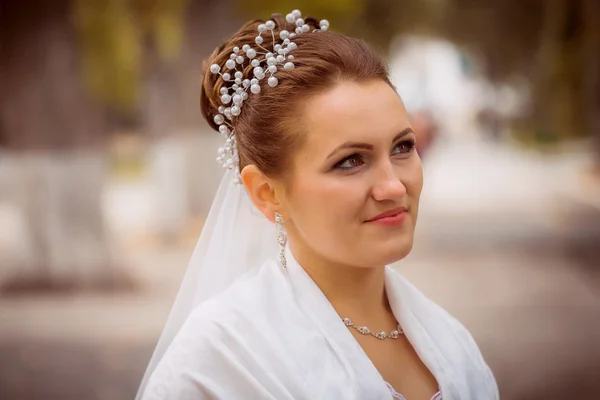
200, 13, 393, 178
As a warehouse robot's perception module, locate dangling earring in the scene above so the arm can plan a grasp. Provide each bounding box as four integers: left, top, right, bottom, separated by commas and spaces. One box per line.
275, 212, 287, 268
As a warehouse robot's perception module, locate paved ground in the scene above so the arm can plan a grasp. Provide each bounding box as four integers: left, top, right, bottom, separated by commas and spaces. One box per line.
1, 138, 598, 400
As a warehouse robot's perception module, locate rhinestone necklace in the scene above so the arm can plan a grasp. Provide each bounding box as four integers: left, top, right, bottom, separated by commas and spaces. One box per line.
342, 317, 404, 340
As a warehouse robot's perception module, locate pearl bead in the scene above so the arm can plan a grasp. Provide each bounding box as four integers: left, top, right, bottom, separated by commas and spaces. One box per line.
274, 44, 282, 51
279, 30, 289, 40
222, 72, 231, 80
218, 147, 226, 156
231, 106, 241, 116
232, 94, 242, 105
242, 79, 250, 88
284, 62, 294, 70
230, 54, 236, 59
320, 25, 328, 32
218, 106, 225, 113
209, 64, 220, 74
268, 65, 277, 73
251, 78, 259, 85
226, 59, 236, 69
302, 24, 310, 32
242, 44, 250, 52
288, 42, 297, 51
295, 18, 304, 27
258, 24, 266, 33
251, 59, 260, 67
255, 36, 263, 45
295, 27, 303, 34
216, 156, 223, 163
241, 92, 249, 100
234, 78, 242, 85
268, 76, 278, 87
225, 138, 232, 145
246, 49, 257, 59
266, 52, 274, 59
214, 114, 224, 125
286, 13, 295, 23
233, 46, 239, 53
292, 9, 301, 18
288, 55, 294, 60
265, 20, 275, 30
220, 88, 228, 95
221, 94, 231, 104
276, 55, 285, 63
250, 84, 261, 94
234, 71, 243, 79
254, 68, 265, 80
219, 125, 229, 135
236, 55, 244, 64
236, 87, 244, 95
320, 19, 329, 28
267, 57, 277, 66
232, 84, 239, 90
283, 38, 290, 45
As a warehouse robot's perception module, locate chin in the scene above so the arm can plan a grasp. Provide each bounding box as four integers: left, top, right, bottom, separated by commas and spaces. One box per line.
379, 235, 414, 266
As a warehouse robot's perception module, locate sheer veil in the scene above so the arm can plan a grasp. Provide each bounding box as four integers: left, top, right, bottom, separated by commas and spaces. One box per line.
135, 169, 278, 399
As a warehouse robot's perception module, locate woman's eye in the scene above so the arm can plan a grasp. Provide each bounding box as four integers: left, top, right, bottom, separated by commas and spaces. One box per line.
334, 154, 364, 170
391, 139, 416, 155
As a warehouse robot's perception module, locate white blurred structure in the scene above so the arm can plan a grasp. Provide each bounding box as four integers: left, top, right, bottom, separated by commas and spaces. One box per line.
389, 35, 526, 141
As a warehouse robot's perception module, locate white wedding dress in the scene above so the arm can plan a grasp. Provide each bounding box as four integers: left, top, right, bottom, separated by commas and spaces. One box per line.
141, 244, 498, 400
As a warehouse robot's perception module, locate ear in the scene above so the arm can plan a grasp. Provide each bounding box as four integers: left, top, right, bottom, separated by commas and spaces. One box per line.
240, 164, 281, 222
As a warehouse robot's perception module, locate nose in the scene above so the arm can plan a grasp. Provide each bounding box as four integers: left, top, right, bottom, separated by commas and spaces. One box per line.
371, 162, 407, 202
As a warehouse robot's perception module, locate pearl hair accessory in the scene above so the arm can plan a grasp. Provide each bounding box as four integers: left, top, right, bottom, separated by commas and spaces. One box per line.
209, 9, 330, 184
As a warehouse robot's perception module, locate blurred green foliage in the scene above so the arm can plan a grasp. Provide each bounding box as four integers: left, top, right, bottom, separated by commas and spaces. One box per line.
234, 0, 442, 53
73, 0, 189, 112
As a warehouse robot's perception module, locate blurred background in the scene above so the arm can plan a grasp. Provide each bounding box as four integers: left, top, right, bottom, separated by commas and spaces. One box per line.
0, 0, 599, 399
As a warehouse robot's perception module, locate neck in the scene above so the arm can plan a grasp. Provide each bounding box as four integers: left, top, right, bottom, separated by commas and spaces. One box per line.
289, 241, 392, 325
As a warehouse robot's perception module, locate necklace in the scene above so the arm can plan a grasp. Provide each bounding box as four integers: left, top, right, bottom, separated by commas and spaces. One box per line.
341, 317, 404, 340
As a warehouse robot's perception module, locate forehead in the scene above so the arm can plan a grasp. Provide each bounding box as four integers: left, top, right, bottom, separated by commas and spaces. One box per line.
300, 80, 409, 153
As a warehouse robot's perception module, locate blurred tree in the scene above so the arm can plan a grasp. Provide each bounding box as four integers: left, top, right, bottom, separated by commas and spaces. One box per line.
73, 0, 189, 113
583, 0, 600, 165
0, 0, 189, 293
440, 0, 599, 155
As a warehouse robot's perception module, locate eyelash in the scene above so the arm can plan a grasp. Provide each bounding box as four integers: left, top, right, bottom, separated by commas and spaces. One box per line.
333, 139, 416, 171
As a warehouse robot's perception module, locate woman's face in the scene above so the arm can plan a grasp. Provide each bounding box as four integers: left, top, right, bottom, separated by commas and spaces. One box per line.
282, 79, 423, 268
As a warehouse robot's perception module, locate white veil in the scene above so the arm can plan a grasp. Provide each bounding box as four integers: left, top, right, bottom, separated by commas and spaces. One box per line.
135, 169, 278, 399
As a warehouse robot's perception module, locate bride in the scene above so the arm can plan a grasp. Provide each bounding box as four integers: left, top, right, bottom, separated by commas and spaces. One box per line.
137, 9, 498, 400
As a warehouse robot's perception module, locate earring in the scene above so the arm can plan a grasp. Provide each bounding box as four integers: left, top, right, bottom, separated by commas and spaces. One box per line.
275, 212, 287, 268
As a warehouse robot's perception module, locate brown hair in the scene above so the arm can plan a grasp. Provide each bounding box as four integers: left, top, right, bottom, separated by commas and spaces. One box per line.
200, 13, 392, 178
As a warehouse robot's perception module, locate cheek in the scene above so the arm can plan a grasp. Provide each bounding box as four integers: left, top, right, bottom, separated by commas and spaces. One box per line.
289, 176, 364, 231
403, 156, 424, 199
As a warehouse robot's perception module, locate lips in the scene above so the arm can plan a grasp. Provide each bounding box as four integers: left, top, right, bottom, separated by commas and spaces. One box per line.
366, 206, 407, 222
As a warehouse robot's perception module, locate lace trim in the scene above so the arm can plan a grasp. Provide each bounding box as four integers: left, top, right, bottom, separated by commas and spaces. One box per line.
385, 382, 442, 400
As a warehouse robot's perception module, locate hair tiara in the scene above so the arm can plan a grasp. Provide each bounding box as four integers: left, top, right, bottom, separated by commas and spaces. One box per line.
208, 9, 330, 184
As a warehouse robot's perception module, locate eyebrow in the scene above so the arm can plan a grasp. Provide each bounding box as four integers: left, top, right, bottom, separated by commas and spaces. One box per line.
326, 127, 415, 160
